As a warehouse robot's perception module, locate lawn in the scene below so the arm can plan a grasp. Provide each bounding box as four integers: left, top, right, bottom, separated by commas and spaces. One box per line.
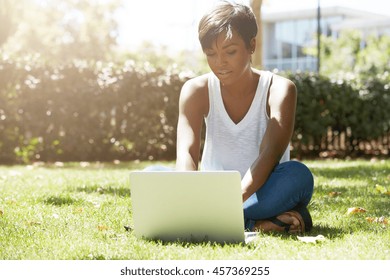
0, 159, 389, 260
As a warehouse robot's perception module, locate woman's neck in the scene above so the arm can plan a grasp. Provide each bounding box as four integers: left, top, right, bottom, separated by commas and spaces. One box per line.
221, 68, 258, 98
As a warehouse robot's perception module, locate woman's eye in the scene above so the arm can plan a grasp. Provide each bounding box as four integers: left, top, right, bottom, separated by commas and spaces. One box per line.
227, 50, 237, 55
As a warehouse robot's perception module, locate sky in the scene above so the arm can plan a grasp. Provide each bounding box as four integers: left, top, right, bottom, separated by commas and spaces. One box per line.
116, 0, 390, 52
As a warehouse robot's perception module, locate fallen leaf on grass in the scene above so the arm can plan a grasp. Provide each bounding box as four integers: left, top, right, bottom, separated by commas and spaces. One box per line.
297, 235, 326, 243
27, 220, 42, 226
97, 224, 109, 231
6, 199, 17, 205
92, 202, 101, 208
73, 207, 84, 214
375, 184, 390, 196
347, 207, 367, 215
366, 216, 388, 225
328, 191, 342, 197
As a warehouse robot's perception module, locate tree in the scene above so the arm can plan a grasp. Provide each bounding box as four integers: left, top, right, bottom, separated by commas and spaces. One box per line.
1, 0, 121, 64
305, 30, 390, 83
356, 34, 390, 78
0, 0, 26, 47
251, 0, 263, 68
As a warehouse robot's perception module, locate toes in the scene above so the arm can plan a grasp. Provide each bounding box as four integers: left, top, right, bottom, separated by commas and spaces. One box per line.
278, 214, 298, 226
276, 213, 302, 232
253, 211, 304, 234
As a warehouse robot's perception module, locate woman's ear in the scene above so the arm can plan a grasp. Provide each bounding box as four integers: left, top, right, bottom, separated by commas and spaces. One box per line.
250, 37, 256, 54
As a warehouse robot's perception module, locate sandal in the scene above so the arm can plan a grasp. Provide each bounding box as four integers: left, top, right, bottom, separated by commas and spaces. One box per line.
256, 204, 313, 233
291, 204, 313, 232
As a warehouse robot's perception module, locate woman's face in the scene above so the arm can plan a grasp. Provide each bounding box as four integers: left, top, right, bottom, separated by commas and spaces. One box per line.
203, 29, 254, 86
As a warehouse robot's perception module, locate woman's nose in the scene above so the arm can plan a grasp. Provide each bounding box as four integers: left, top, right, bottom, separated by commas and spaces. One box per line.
215, 53, 227, 67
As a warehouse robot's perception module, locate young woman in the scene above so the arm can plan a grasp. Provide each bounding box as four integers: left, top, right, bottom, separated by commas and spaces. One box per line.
175, 2, 314, 233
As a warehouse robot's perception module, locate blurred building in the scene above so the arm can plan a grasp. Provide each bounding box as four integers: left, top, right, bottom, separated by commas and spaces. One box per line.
262, 6, 390, 72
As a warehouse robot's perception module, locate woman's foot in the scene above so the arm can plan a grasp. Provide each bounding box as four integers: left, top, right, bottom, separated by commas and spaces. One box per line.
253, 210, 305, 233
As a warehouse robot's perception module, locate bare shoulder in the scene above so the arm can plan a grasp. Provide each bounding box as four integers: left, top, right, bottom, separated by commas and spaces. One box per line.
179, 74, 209, 115
270, 73, 297, 98
266, 73, 296, 107
181, 74, 208, 96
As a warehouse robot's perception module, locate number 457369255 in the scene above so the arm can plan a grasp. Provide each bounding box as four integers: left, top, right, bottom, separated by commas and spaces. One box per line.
212, 266, 270, 276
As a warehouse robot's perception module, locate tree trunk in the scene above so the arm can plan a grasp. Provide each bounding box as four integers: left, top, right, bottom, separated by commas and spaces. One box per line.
251, 0, 263, 68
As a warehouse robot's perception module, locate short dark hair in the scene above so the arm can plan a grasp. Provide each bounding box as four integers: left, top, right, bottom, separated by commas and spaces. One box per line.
198, 1, 258, 50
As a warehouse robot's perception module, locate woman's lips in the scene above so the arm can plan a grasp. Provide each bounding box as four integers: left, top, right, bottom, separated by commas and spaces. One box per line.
217, 70, 232, 78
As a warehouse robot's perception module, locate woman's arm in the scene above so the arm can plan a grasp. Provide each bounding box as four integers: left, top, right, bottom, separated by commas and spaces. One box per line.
175, 76, 208, 171
241, 75, 297, 202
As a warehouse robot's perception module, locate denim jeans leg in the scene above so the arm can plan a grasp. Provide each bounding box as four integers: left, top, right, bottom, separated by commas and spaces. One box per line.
243, 160, 314, 230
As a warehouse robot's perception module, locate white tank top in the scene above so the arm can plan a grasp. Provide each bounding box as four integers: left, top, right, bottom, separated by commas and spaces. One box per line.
200, 71, 290, 178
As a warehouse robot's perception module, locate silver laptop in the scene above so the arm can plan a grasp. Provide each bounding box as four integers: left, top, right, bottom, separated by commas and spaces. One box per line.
129, 171, 246, 243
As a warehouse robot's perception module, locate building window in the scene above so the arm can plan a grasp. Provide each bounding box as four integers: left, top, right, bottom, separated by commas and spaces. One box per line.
265, 16, 345, 71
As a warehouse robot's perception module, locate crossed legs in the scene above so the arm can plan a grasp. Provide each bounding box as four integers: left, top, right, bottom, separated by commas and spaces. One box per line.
243, 161, 314, 233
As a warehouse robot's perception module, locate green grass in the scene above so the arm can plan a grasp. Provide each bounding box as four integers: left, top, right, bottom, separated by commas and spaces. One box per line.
0, 159, 389, 260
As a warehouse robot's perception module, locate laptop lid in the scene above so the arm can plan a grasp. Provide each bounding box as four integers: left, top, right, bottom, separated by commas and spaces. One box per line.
129, 171, 245, 243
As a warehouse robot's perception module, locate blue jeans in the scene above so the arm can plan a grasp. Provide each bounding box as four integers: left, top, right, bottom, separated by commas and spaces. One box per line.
243, 161, 314, 230
142, 160, 314, 231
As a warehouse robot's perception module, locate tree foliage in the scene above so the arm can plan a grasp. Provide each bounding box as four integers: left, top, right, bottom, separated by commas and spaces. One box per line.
306, 30, 390, 84
0, 0, 121, 64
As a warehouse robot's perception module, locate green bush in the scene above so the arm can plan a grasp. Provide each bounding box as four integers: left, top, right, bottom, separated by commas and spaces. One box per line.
0, 59, 187, 163
288, 71, 389, 157
0, 59, 389, 163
